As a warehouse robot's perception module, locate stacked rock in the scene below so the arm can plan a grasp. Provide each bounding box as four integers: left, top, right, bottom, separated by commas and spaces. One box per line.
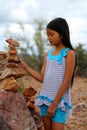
0, 52, 7, 75
0, 38, 25, 92
22, 86, 37, 109
22, 87, 43, 129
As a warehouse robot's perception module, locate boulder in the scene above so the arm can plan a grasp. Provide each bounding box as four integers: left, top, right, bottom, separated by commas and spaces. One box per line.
0, 90, 37, 130
0, 67, 25, 81
0, 115, 13, 130
0, 77, 20, 92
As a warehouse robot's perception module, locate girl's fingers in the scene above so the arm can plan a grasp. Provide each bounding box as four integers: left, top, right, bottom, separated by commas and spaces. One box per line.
47, 111, 54, 117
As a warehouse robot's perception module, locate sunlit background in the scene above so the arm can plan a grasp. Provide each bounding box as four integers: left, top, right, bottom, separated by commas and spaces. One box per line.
0, 0, 87, 51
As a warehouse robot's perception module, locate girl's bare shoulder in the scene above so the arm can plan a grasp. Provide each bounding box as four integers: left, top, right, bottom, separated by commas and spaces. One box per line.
44, 52, 48, 58
67, 49, 75, 57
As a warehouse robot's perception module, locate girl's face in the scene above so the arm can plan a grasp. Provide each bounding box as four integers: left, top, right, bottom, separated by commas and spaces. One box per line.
46, 28, 63, 47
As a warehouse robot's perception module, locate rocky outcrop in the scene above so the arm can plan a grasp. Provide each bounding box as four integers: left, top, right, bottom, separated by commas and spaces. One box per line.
0, 90, 37, 130
0, 115, 13, 130
0, 39, 43, 130
0, 38, 25, 91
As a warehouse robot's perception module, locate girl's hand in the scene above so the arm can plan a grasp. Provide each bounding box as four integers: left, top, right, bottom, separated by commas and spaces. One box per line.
18, 59, 27, 70
47, 102, 57, 117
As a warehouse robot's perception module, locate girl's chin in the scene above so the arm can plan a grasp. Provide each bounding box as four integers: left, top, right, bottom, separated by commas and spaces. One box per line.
50, 42, 54, 46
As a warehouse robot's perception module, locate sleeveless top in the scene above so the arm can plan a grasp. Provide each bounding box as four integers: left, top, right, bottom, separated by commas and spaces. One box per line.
35, 48, 72, 117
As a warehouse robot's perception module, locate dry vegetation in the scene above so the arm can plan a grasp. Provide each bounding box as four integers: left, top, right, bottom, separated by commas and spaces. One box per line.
21, 76, 87, 130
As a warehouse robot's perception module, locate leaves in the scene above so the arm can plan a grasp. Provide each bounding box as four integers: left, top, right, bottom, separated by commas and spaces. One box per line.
75, 43, 87, 77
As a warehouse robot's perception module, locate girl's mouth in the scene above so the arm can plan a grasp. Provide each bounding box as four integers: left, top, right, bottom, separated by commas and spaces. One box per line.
50, 41, 53, 44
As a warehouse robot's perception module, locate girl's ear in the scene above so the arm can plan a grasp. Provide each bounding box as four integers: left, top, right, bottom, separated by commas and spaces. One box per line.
60, 34, 63, 40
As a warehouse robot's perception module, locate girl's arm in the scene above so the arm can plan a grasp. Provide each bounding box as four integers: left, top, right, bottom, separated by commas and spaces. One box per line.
53, 50, 75, 105
47, 50, 76, 116
19, 53, 47, 83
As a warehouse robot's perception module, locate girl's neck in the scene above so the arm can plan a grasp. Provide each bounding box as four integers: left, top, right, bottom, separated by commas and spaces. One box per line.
55, 43, 66, 51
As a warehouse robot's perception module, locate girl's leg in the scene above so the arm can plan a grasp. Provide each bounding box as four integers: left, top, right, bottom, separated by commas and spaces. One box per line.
42, 116, 52, 130
52, 122, 65, 130
51, 108, 67, 130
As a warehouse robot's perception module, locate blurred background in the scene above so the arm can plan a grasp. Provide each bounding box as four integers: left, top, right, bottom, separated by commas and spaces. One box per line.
0, 0, 87, 76
0, 1, 87, 130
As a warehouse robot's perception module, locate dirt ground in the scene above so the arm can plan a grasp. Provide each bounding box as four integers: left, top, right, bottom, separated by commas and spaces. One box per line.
21, 76, 87, 130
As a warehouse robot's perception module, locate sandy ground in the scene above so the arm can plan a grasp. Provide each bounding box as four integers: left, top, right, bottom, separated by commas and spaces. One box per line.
21, 76, 87, 130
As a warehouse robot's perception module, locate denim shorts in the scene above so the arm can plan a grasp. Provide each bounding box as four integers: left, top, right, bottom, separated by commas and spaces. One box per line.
40, 104, 67, 124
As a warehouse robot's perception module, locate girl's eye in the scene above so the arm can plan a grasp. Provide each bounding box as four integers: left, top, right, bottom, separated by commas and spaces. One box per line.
50, 34, 54, 36
49, 33, 54, 36
47, 33, 54, 37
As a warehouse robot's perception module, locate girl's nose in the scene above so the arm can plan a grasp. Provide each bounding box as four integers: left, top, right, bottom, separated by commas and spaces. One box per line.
48, 36, 51, 41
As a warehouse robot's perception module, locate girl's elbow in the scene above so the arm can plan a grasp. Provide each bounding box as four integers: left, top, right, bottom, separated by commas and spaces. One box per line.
63, 79, 71, 86
41, 78, 43, 83
41, 80, 43, 83
39, 75, 44, 83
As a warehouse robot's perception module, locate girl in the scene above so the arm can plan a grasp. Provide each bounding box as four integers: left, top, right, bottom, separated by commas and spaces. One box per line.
19, 18, 76, 130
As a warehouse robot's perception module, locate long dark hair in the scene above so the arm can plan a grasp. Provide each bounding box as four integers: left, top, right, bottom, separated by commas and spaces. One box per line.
46, 17, 77, 86
46, 17, 74, 50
